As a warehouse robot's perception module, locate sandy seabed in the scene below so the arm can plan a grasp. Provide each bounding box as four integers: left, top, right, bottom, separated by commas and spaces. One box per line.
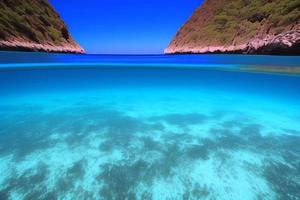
0, 88, 299, 200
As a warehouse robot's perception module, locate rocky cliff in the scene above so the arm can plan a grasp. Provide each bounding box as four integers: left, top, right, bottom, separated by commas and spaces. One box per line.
165, 0, 300, 55
0, 0, 84, 53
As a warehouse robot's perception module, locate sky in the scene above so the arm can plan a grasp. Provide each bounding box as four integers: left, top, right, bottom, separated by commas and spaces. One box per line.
49, 0, 203, 54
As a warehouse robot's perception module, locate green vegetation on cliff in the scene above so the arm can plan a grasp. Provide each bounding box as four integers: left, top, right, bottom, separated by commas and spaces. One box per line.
207, 0, 299, 45
168, 0, 300, 48
0, 0, 78, 47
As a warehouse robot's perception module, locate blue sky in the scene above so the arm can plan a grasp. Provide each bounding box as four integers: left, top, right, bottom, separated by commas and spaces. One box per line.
49, 0, 202, 54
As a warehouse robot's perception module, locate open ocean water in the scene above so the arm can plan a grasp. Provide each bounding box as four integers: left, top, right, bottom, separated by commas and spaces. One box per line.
0, 52, 300, 200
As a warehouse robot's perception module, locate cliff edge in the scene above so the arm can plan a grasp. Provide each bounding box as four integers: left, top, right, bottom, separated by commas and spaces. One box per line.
0, 0, 84, 53
165, 0, 300, 55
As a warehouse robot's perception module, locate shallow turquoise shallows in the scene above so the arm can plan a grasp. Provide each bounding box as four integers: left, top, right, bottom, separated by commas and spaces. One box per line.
0, 52, 300, 200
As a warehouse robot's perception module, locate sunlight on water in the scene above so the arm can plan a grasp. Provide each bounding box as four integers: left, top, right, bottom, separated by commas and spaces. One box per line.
0, 53, 300, 200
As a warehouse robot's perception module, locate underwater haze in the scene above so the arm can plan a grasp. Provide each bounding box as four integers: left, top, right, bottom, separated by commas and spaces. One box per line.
0, 52, 300, 200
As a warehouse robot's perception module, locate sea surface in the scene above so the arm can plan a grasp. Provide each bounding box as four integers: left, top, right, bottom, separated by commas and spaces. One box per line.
0, 52, 300, 200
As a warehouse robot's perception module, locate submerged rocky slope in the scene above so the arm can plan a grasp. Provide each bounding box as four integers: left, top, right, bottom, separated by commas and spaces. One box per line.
165, 0, 300, 55
0, 0, 84, 53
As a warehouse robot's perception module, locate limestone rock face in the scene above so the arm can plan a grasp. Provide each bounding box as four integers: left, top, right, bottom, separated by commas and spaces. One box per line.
165, 0, 300, 55
0, 0, 84, 53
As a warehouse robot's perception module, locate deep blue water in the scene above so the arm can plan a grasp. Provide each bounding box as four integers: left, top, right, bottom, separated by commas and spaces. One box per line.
0, 52, 300, 200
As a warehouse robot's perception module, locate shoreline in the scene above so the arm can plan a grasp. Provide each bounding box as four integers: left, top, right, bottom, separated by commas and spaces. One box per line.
165, 30, 300, 56
0, 40, 85, 54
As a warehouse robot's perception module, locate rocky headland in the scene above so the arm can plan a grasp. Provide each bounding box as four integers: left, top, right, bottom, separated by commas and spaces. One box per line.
0, 0, 84, 54
165, 0, 300, 55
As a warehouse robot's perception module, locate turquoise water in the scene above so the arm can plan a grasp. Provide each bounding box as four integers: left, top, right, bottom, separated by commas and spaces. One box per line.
0, 52, 300, 200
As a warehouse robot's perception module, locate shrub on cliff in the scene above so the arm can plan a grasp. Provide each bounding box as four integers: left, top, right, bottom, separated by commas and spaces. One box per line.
170, 0, 300, 47
0, 0, 75, 45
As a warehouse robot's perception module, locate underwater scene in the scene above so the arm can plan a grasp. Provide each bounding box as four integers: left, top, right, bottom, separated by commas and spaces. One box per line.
0, 52, 300, 200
